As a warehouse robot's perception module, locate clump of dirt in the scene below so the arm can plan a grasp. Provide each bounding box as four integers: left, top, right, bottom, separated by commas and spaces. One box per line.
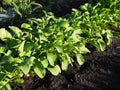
11, 38, 120, 90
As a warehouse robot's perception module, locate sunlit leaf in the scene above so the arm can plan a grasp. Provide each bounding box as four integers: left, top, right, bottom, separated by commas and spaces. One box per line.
97, 39, 106, 51
0, 45, 6, 53
76, 54, 84, 65
0, 28, 12, 39
34, 61, 46, 78
9, 26, 22, 37
47, 52, 57, 66
40, 57, 48, 68
79, 44, 90, 54
21, 23, 32, 30
47, 65, 61, 76
18, 41, 25, 53
61, 55, 69, 71
19, 57, 35, 74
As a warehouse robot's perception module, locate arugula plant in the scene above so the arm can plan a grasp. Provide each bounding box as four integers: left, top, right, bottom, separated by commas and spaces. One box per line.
0, 11, 90, 89
0, 1, 120, 89
65, 3, 115, 51
12, 0, 42, 18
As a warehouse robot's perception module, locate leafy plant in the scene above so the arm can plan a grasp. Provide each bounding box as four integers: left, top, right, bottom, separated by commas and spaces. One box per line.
0, 0, 120, 89
0, 11, 90, 89
12, 0, 42, 18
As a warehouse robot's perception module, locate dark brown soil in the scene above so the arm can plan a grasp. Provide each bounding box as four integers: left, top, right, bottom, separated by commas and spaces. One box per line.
11, 38, 120, 90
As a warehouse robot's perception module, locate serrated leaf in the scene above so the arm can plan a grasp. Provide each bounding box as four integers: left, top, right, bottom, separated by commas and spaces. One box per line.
47, 52, 57, 66
9, 26, 22, 37
47, 65, 61, 76
0, 28, 12, 39
76, 54, 85, 65
34, 61, 46, 78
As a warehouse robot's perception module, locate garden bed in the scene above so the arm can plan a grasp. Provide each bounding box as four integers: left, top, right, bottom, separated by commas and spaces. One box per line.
11, 38, 120, 90
0, 0, 120, 90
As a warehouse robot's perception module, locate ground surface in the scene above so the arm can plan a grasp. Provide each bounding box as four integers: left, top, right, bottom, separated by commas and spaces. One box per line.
11, 38, 120, 90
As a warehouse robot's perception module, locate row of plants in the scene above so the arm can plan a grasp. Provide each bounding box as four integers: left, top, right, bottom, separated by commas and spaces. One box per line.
0, 0, 120, 89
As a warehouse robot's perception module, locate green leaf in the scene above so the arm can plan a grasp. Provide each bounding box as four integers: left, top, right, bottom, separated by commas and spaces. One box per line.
106, 30, 113, 45
34, 61, 46, 78
76, 54, 85, 65
79, 44, 90, 54
19, 62, 30, 74
0, 56, 12, 64
19, 51, 32, 57
90, 40, 100, 51
18, 41, 25, 53
0, 73, 6, 81
47, 65, 61, 76
61, 56, 69, 71
97, 39, 106, 51
55, 46, 63, 53
19, 57, 35, 74
24, 42, 33, 51
80, 3, 88, 11
54, 40, 63, 53
40, 57, 48, 68
0, 45, 6, 53
21, 23, 32, 30
3, 63, 15, 72
66, 53, 73, 65
12, 2, 22, 17
6, 39, 20, 48
47, 52, 57, 66
0, 28, 12, 39
9, 26, 22, 37
57, 19, 69, 28
0, 83, 11, 90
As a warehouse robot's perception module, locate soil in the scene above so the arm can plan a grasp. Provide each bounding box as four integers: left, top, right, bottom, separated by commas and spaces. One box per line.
11, 38, 120, 90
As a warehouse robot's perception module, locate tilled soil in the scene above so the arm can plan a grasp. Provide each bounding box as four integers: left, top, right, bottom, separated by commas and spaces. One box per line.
11, 38, 120, 90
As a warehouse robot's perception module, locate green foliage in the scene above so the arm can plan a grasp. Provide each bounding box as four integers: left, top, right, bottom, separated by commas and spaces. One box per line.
12, 0, 42, 18
0, 0, 120, 89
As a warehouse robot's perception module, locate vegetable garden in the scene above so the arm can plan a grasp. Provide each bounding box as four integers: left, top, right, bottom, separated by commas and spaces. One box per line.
0, 0, 120, 90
